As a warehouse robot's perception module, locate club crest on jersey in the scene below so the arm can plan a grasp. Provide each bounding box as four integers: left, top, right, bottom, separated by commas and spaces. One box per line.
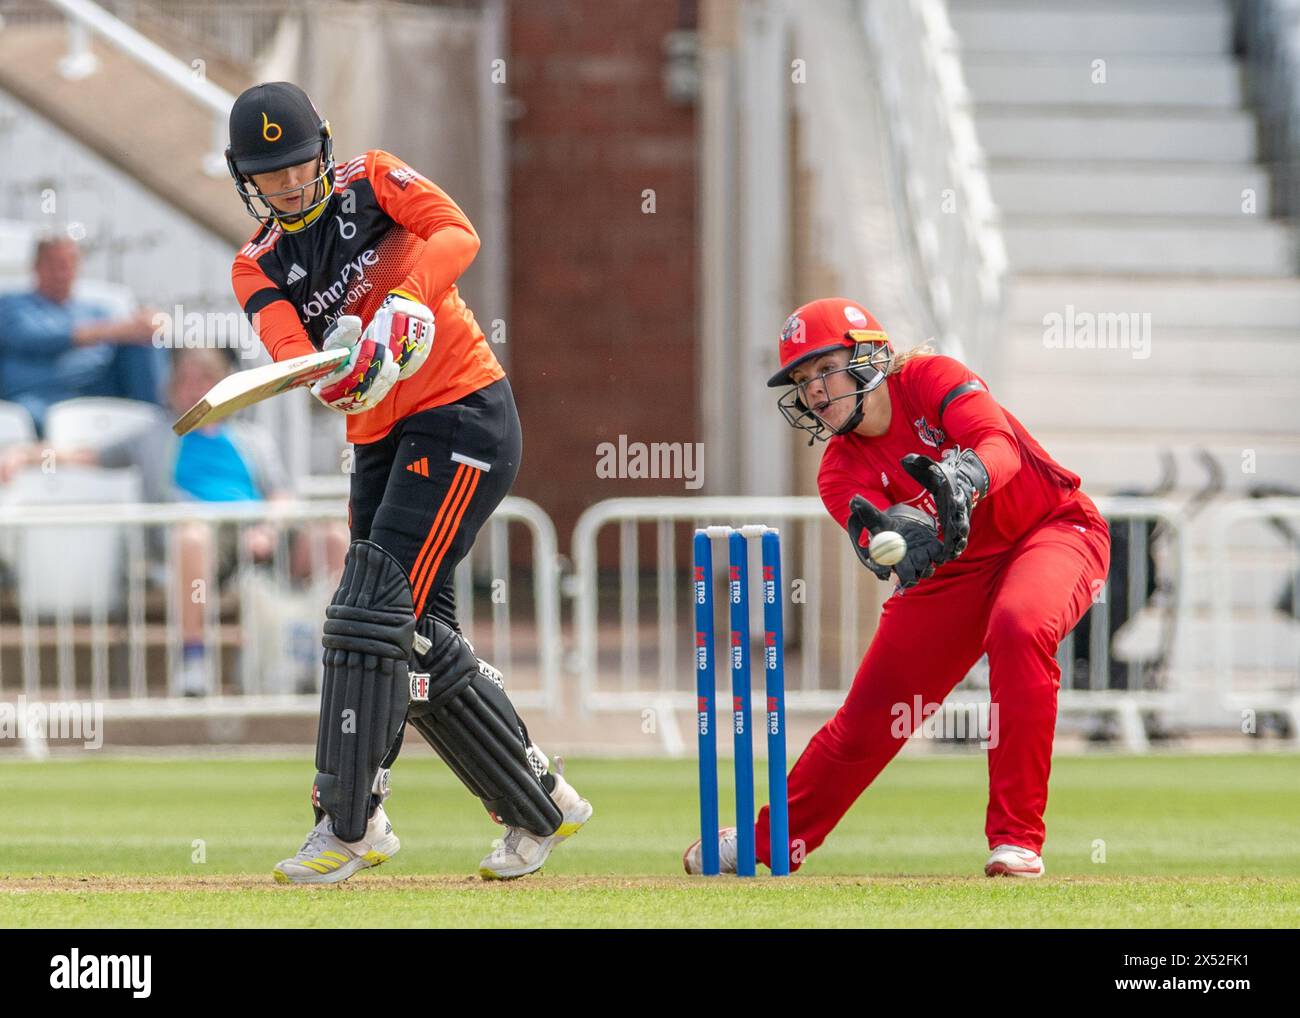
913, 416, 945, 448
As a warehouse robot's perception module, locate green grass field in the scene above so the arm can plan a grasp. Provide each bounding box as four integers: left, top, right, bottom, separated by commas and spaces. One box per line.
2, 751, 1299, 927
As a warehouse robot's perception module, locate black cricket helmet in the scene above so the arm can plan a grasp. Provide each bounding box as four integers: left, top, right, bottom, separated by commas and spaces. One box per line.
226, 81, 334, 231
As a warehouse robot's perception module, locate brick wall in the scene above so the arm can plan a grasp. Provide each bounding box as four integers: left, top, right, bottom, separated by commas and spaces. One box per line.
507, 0, 698, 546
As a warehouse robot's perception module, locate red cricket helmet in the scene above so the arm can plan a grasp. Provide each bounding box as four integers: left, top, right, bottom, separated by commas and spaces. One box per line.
768, 298, 894, 441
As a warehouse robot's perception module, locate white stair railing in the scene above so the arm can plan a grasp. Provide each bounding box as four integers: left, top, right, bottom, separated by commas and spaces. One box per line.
860, 0, 1006, 375
42, 0, 235, 175
1240, 0, 1300, 250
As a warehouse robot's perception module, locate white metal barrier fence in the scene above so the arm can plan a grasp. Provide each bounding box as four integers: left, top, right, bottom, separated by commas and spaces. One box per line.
6, 492, 1296, 753
1211, 498, 1300, 736
1054, 497, 1188, 750
571, 496, 1192, 752
572, 497, 872, 724
0, 496, 561, 734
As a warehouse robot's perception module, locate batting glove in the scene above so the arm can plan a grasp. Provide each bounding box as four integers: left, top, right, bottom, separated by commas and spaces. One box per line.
364, 291, 435, 381
310, 314, 400, 415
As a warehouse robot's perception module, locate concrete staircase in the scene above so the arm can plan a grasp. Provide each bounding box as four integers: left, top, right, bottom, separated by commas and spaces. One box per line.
950, 0, 1300, 496
0, 14, 252, 247
950, 0, 1300, 732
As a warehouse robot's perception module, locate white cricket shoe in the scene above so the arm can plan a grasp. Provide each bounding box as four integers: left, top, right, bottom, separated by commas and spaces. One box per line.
272, 805, 400, 885
682, 826, 739, 875
984, 844, 1045, 878
477, 763, 593, 881
176, 653, 209, 697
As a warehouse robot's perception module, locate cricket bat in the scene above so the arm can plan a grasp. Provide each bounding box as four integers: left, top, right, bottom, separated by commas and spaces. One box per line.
172, 347, 351, 436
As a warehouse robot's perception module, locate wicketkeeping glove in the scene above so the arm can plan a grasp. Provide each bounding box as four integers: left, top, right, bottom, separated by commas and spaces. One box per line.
846, 495, 945, 588
364, 291, 435, 381
901, 447, 990, 561
310, 314, 400, 415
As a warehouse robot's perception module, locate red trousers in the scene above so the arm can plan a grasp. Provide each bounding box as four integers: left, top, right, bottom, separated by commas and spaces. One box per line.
755, 492, 1111, 870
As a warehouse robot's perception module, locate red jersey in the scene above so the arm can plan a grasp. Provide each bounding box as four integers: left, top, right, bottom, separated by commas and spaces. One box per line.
231, 149, 504, 445
818, 354, 1081, 558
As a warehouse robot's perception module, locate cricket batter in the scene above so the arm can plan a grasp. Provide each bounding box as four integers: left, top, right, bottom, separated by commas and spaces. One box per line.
685, 298, 1110, 878
226, 82, 591, 883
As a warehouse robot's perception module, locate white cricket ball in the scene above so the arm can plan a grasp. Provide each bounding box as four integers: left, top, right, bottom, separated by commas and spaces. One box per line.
869, 530, 907, 567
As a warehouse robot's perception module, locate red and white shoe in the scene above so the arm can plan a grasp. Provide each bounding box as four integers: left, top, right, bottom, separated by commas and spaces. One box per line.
682, 826, 739, 875
984, 844, 1045, 878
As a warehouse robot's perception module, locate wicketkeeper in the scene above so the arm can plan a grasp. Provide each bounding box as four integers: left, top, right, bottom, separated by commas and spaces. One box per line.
685, 298, 1110, 878
226, 81, 592, 883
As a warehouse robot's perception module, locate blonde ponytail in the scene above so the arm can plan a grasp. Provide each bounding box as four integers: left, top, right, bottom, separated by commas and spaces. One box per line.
886, 341, 937, 375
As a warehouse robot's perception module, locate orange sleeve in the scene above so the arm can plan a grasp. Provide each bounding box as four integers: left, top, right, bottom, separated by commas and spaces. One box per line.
364, 149, 481, 307
231, 254, 315, 362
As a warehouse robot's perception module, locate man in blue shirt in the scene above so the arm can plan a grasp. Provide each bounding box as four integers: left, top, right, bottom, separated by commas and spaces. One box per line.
0, 235, 167, 434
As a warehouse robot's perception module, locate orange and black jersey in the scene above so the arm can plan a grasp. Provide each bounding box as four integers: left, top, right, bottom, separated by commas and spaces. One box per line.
231, 149, 504, 444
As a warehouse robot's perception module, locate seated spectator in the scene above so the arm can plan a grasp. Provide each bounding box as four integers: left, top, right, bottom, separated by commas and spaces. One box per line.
0, 347, 348, 695
0, 234, 168, 436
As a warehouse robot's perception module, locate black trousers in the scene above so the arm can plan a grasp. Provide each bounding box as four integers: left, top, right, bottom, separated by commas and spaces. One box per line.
346, 376, 522, 769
